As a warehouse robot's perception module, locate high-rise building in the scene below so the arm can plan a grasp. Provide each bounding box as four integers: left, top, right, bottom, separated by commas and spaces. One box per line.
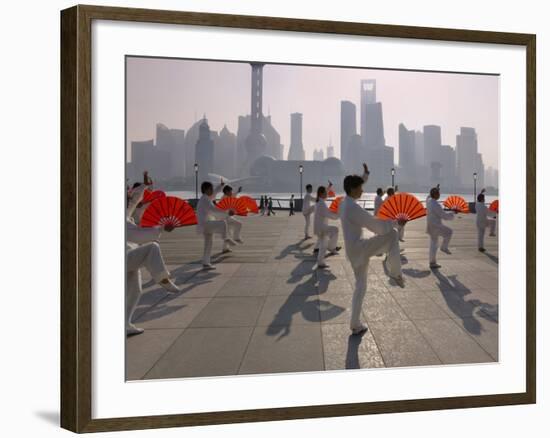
156, 123, 185, 178
195, 118, 214, 180
363, 102, 385, 148
423, 125, 442, 167
398, 123, 416, 181
456, 127, 478, 188
236, 114, 284, 170
243, 63, 268, 175
414, 130, 424, 167
313, 148, 325, 161
287, 112, 305, 161
360, 79, 376, 142
440, 145, 457, 187
475, 152, 485, 192
327, 143, 335, 158
340, 100, 357, 172
215, 125, 237, 179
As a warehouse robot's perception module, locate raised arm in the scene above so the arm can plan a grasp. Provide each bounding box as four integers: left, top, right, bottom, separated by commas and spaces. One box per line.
434, 202, 454, 221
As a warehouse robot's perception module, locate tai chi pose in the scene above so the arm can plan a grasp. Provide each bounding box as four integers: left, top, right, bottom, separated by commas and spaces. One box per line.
340, 163, 405, 335
125, 184, 180, 336
384, 187, 405, 242
426, 186, 455, 269
303, 184, 315, 239
374, 188, 384, 216
313, 186, 341, 269
197, 180, 237, 269
221, 185, 244, 244
475, 192, 497, 252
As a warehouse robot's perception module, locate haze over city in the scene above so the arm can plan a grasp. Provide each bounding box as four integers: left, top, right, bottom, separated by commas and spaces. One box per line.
126, 56, 499, 193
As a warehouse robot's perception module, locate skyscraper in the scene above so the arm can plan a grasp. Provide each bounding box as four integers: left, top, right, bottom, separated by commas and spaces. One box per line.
287, 112, 305, 161
340, 100, 357, 172
195, 118, 214, 180
423, 125, 442, 167
363, 102, 385, 148
244, 63, 268, 174
456, 127, 478, 188
360, 79, 376, 142
398, 123, 416, 180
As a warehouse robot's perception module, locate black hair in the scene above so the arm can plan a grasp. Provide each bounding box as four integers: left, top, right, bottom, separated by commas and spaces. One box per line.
376, 188, 383, 196
222, 185, 233, 195
305, 184, 313, 191
132, 182, 142, 189
201, 181, 213, 194
429, 187, 440, 198
343, 175, 364, 195
477, 193, 485, 202
386, 187, 395, 197
316, 185, 326, 202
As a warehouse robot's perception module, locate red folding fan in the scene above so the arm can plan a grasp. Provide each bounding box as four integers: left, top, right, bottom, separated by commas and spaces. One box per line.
443, 195, 469, 213
377, 193, 426, 222
141, 189, 166, 205
489, 199, 499, 213
238, 195, 259, 214
140, 196, 197, 228
329, 196, 344, 213
328, 189, 336, 198
216, 196, 249, 216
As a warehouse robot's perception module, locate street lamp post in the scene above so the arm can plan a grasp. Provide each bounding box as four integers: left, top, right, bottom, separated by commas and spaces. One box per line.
299, 164, 304, 201
194, 163, 199, 204
391, 167, 395, 187
473, 172, 477, 199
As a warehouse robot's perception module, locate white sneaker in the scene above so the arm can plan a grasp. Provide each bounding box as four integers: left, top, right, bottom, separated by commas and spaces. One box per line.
202, 263, 216, 270
160, 279, 181, 294
126, 324, 144, 336
224, 238, 237, 246
222, 248, 233, 254
351, 323, 368, 335
317, 263, 329, 269
235, 238, 244, 244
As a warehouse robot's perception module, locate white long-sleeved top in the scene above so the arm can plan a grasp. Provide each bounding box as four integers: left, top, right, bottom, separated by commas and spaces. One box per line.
126, 184, 162, 244
475, 202, 496, 228
426, 197, 454, 234
313, 199, 339, 236
374, 195, 384, 216
303, 192, 315, 216
196, 183, 227, 234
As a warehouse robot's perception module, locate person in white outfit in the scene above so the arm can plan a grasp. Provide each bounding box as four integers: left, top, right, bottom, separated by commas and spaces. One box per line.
197, 180, 237, 269
384, 187, 405, 242
426, 186, 456, 269
313, 186, 341, 268
221, 185, 244, 244
303, 184, 315, 239
374, 188, 384, 216
340, 163, 405, 335
126, 184, 181, 336
475, 192, 497, 252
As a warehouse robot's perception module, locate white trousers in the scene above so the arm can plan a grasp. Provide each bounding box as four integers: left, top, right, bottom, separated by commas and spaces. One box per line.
202, 220, 228, 265
398, 224, 405, 240
477, 219, 496, 248
316, 225, 338, 265
428, 224, 453, 263
226, 216, 242, 240
126, 242, 170, 328
304, 213, 312, 237
348, 229, 401, 329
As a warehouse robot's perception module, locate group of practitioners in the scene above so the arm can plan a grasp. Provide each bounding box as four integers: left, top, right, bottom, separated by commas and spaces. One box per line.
301, 163, 497, 335
126, 164, 497, 337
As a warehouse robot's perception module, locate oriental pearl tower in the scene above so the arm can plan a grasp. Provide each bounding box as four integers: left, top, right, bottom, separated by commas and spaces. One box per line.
243, 63, 268, 174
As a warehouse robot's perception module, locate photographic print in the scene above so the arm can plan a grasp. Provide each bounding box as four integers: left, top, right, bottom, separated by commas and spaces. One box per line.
125, 57, 499, 380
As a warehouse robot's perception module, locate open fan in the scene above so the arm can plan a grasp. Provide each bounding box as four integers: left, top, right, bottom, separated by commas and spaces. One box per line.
489, 199, 499, 213
238, 195, 259, 214
329, 196, 344, 213
140, 196, 197, 228
443, 195, 469, 213
216, 196, 249, 216
141, 189, 166, 205
328, 189, 336, 198
377, 193, 426, 222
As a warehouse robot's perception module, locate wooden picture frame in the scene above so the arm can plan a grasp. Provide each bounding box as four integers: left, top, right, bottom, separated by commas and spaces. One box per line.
61, 4, 536, 433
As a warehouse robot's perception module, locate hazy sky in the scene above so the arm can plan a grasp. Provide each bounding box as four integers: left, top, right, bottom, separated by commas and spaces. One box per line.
126, 57, 499, 169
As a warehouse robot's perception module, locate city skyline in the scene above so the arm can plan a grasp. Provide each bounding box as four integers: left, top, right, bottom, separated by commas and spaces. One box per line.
126, 56, 499, 170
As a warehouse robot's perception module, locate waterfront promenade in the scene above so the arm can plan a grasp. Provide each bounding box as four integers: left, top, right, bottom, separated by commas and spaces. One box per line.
126, 213, 498, 380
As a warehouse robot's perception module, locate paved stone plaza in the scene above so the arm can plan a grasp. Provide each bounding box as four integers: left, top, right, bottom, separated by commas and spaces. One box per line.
126, 213, 499, 380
